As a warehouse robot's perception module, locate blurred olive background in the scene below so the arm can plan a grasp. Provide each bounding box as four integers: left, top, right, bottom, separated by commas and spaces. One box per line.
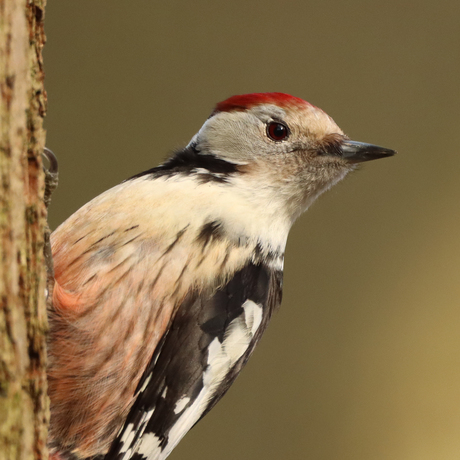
44, 1, 460, 459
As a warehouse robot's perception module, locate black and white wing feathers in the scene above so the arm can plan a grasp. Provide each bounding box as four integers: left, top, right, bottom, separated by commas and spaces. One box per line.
105, 261, 283, 460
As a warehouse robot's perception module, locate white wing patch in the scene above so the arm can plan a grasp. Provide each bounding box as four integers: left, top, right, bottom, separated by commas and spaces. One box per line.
174, 396, 191, 414
135, 299, 264, 460
243, 300, 263, 336
138, 373, 152, 393
135, 432, 162, 459
119, 407, 156, 459
119, 423, 135, 454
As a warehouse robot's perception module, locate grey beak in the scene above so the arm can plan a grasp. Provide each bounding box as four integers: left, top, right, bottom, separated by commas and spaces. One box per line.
341, 140, 396, 163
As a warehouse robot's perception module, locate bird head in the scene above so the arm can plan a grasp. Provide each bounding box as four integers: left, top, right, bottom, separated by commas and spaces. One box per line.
188, 92, 395, 223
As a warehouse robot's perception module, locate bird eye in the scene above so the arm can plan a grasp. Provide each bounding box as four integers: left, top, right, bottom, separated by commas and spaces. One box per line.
266, 122, 289, 142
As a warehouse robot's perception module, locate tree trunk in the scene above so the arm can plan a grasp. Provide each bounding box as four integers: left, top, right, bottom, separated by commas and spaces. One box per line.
0, 0, 48, 459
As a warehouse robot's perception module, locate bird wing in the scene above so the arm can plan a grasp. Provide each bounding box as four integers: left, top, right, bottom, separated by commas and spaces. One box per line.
104, 260, 283, 460
48, 180, 202, 458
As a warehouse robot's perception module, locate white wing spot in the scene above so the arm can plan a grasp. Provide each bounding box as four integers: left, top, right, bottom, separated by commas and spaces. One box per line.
174, 396, 191, 414
119, 423, 135, 453
139, 373, 152, 393
242, 300, 263, 337
120, 448, 133, 460
222, 315, 251, 363
136, 432, 162, 458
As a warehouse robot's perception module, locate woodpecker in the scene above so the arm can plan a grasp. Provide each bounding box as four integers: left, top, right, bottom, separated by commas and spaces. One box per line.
48, 92, 395, 460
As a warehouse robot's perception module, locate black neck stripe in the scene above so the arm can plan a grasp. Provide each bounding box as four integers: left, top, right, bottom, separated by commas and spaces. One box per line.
126, 145, 239, 182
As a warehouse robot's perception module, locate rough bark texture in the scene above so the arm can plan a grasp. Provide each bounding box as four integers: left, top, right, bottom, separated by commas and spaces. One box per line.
0, 0, 48, 459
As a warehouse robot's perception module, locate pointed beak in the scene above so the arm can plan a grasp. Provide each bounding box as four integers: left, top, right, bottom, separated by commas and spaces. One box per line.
341, 140, 396, 163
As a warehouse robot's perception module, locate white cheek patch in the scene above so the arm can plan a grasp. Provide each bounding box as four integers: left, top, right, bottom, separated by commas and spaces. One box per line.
143, 299, 264, 460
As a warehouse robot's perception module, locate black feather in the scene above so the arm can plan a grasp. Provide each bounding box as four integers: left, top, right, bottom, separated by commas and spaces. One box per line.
104, 261, 283, 459
126, 145, 239, 184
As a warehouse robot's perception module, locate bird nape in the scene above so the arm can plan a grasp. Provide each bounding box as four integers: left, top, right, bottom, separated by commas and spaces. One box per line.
47, 92, 395, 460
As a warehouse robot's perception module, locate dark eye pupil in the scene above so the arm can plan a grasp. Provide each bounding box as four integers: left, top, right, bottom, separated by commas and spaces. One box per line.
267, 122, 288, 141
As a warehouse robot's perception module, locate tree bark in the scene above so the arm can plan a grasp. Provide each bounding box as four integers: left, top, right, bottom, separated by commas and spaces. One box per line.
0, 0, 48, 459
